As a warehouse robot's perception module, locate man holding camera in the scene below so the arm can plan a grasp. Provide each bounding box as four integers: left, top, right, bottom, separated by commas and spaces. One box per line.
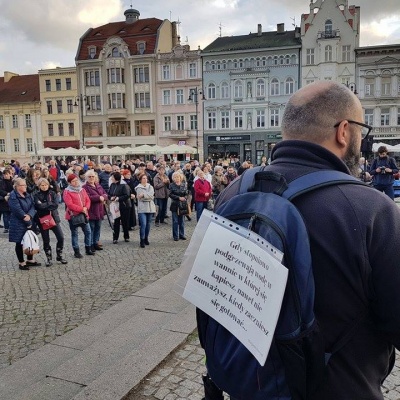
370, 145, 398, 199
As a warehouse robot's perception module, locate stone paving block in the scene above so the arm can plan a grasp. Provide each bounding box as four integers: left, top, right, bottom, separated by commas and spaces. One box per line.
0, 343, 80, 400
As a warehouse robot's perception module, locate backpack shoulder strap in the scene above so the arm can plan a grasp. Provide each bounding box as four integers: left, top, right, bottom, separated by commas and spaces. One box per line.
282, 170, 366, 201
238, 166, 266, 194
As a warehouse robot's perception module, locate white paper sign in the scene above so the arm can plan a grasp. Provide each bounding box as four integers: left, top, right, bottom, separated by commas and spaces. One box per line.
179, 210, 288, 366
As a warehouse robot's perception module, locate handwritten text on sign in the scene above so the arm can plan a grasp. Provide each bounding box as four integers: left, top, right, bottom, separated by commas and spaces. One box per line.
182, 217, 288, 366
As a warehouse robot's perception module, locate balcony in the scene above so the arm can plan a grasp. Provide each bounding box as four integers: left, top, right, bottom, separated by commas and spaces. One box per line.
317, 30, 340, 39
107, 108, 127, 119
162, 129, 190, 138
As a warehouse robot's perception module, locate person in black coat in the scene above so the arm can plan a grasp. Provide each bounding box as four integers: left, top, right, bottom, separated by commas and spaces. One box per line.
8, 177, 40, 270
33, 178, 67, 266
108, 172, 131, 243
0, 168, 14, 233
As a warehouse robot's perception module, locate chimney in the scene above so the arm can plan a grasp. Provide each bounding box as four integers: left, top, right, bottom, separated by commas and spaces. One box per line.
295, 26, 301, 38
257, 24, 262, 36
277, 23, 285, 33
4, 71, 19, 83
124, 8, 140, 24
172, 21, 179, 47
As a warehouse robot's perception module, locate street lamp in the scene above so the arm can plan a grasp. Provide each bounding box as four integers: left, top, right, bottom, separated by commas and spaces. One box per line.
74, 95, 89, 148
188, 87, 206, 161
344, 81, 358, 95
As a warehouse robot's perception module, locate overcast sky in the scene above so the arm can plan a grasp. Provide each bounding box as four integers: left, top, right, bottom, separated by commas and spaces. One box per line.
0, 0, 399, 75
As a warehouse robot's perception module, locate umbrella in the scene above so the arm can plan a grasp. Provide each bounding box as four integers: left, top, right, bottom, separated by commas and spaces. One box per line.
126, 144, 161, 154
160, 144, 195, 154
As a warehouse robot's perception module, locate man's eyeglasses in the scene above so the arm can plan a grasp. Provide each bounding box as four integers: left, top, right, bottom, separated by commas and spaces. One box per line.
334, 120, 372, 139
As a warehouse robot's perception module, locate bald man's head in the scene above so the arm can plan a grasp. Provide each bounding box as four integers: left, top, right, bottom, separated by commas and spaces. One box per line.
282, 81, 360, 144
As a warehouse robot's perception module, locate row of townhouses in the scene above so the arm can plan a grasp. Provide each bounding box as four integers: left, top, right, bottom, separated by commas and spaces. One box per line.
0, 0, 399, 164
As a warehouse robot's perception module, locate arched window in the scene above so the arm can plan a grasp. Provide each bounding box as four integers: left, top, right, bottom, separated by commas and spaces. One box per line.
256, 58, 261, 67
221, 82, 229, 99
176, 64, 183, 79
285, 77, 295, 95
325, 19, 333, 34
208, 82, 216, 99
112, 47, 120, 57
211, 62, 216, 70
256, 79, 265, 97
271, 78, 280, 96
280, 56, 285, 65
238, 59, 244, 68
325, 45, 332, 62
285, 55, 291, 65
234, 80, 243, 98
273, 56, 279, 65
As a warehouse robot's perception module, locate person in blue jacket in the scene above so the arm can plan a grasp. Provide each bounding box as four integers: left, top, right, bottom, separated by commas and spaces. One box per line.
370, 145, 398, 199
8, 177, 41, 270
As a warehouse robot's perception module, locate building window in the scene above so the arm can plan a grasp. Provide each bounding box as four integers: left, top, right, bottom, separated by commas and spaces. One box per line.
365, 78, 375, 96
137, 42, 146, 55
271, 78, 280, 96
68, 122, 74, 136
306, 49, 315, 65
163, 90, 171, 105
26, 138, 33, 152
0, 139, 5, 152
162, 65, 170, 80
256, 79, 265, 97
88, 46, 96, 59
111, 47, 120, 57
208, 83, 216, 99
164, 116, 171, 131
342, 45, 351, 62
48, 123, 54, 136
221, 82, 229, 99
208, 112, 216, 129
88, 95, 101, 111
135, 120, 155, 136
364, 109, 374, 125
134, 66, 149, 83
67, 99, 73, 113
107, 68, 124, 84
12, 115, 18, 128
65, 78, 71, 90
397, 108, 400, 126
221, 111, 230, 129
45, 79, 51, 91
0, 116, 3, 129
234, 111, 243, 128
13, 138, 19, 152
285, 77, 295, 95
24, 114, 31, 128
58, 123, 64, 136
177, 115, 185, 130
190, 115, 197, 130
176, 89, 184, 104
271, 109, 280, 127
85, 70, 100, 86
381, 77, 391, 96
189, 63, 197, 78
56, 79, 61, 91
234, 80, 243, 98
381, 108, 390, 126
108, 93, 126, 109
325, 45, 332, 62
175, 64, 183, 79
257, 110, 265, 128
57, 100, 63, 113
47, 100, 53, 114
135, 92, 150, 108
325, 19, 333, 35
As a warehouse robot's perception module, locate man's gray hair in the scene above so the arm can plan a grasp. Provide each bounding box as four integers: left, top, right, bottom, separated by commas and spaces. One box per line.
282, 83, 356, 143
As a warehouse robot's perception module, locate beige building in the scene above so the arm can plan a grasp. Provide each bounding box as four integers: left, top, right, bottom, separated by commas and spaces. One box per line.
156, 43, 203, 160
75, 7, 178, 151
0, 71, 41, 162
38, 67, 80, 150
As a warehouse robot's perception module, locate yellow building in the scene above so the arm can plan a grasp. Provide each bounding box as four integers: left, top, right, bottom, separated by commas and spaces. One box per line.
0, 71, 41, 162
38, 67, 80, 150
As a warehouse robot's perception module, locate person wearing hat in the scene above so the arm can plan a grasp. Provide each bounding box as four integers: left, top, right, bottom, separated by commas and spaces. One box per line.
370, 145, 398, 199
63, 174, 94, 258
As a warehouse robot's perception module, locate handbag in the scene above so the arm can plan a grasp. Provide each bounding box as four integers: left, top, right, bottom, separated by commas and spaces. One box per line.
177, 200, 189, 216
207, 198, 215, 211
39, 213, 56, 230
70, 212, 88, 227
109, 201, 120, 221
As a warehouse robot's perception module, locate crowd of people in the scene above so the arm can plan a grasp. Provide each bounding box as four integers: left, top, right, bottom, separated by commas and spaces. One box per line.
0, 156, 250, 271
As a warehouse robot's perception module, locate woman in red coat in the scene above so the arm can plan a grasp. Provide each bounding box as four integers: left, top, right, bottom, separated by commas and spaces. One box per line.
63, 174, 94, 258
193, 170, 212, 221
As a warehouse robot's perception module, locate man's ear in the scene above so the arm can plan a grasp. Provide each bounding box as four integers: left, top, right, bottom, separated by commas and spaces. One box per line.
335, 120, 349, 149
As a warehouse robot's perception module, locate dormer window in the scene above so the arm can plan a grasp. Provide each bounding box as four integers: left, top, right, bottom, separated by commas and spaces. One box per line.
137, 41, 146, 55
325, 19, 333, 35
112, 47, 121, 57
88, 46, 96, 59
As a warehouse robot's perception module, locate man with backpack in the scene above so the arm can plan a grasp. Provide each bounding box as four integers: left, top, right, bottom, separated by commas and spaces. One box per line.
370, 145, 398, 199
197, 81, 400, 400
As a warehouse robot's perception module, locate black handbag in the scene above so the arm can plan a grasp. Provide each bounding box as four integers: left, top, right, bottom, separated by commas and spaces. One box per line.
70, 212, 88, 227
177, 201, 189, 216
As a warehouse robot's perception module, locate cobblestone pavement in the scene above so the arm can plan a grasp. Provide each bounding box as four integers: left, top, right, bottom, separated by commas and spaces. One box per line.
0, 215, 195, 370
127, 331, 400, 400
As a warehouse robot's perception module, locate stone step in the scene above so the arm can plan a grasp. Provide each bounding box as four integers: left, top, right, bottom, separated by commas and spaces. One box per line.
0, 268, 196, 400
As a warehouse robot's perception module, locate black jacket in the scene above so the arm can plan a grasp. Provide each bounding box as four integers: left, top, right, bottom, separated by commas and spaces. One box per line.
108, 182, 131, 209
33, 189, 61, 223
216, 140, 400, 400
